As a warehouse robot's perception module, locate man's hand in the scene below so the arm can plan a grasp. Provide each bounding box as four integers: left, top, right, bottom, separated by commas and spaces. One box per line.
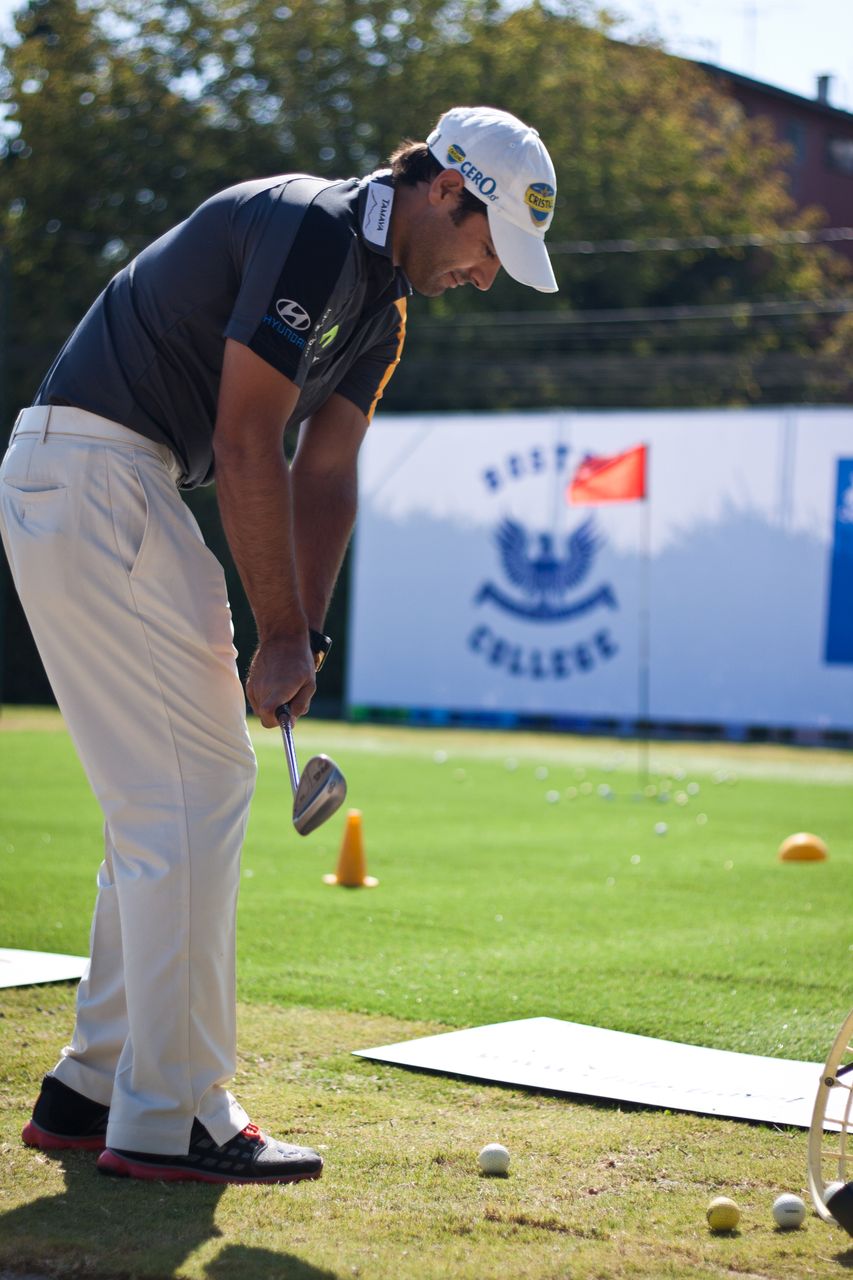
245, 632, 316, 726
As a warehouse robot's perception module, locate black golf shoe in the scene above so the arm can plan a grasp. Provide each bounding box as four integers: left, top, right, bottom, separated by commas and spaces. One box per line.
22, 1073, 110, 1152
97, 1118, 323, 1184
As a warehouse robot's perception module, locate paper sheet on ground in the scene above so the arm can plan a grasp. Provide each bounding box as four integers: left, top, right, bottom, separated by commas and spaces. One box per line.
0, 948, 88, 989
355, 1016, 837, 1128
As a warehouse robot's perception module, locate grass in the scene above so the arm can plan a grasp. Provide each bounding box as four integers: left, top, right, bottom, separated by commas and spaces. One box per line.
1, 708, 852, 1278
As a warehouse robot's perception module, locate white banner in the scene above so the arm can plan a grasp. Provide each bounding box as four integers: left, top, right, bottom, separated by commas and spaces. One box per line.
347, 407, 853, 732
354, 1016, 837, 1129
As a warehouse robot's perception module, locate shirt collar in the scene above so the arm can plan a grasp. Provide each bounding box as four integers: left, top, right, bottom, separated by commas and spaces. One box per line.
358, 170, 396, 258
356, 169, 412, 298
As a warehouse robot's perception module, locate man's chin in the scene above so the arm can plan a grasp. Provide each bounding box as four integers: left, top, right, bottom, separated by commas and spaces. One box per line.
412, 280, 448, 298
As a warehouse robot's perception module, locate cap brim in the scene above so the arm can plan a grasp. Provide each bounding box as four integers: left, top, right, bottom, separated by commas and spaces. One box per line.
488, 208, 558, 293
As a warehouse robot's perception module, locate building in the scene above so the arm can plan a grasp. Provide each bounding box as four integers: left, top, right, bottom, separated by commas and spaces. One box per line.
699, 64, 853, 261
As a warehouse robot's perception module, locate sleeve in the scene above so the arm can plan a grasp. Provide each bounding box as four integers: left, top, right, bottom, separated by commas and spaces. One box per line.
335, 298, 408, 422
224, 193, 352, 388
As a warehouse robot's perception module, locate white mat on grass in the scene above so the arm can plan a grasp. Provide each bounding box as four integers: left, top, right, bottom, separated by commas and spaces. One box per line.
0, 948, 88, 989
355, 1016, 834, 1129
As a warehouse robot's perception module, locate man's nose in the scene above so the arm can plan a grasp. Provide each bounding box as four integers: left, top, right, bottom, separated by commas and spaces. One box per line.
469, 258, 501, 291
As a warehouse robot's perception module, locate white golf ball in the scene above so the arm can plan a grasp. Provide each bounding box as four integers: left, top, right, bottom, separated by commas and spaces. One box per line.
478, 1143, 510, 1175
772, 1193, 806, 1228
824, 1182, 845, 1220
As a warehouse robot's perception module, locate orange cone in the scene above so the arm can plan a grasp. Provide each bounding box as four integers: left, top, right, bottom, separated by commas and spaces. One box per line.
323, 809, 378, 887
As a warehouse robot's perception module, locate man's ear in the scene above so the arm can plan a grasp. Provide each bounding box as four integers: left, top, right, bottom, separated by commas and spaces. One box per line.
427, 167, 466, 206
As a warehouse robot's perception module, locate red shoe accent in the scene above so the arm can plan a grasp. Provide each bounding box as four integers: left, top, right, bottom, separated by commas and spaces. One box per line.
240, 1123, 262, 1142
22, 1120, 106, 1152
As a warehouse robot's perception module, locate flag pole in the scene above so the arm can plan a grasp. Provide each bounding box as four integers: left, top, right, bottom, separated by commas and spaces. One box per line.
565, 443, 649, 779
638, 491, 651, 785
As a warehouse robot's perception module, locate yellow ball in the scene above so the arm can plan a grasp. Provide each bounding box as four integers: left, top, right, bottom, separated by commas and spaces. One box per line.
707, 1196, 741, 1231
778, 832, 828, 861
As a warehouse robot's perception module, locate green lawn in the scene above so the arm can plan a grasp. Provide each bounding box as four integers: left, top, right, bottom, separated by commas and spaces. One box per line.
1, 709, 851, 1279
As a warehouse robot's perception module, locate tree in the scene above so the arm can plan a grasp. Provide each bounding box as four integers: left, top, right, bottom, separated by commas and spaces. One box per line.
2, 0, 849, 704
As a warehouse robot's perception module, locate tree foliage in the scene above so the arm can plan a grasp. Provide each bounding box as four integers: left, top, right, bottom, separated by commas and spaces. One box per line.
2, 0, 848, 410
1, 0, 850, 703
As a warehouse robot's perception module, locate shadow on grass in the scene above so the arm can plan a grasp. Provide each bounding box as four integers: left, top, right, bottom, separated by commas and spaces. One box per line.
206, 1245, 340, 1279
0, 1151, 341, 1280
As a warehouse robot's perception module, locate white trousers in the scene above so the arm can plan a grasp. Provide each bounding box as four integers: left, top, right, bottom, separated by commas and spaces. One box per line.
0, 406, 257, 1153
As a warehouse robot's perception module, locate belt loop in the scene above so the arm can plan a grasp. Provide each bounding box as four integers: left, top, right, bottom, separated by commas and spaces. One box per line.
39, 405, 52, 443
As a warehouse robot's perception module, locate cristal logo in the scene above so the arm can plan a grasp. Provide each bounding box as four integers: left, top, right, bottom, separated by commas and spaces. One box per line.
275, 299, 311, 331
525, 183, 555, 225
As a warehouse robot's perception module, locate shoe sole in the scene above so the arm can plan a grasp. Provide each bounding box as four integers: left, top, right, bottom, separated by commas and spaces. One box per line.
22, 1121, 106, 1152
97, 1148, 323, 1185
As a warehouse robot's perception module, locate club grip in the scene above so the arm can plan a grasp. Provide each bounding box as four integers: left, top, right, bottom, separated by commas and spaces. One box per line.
276, 703, 300, 794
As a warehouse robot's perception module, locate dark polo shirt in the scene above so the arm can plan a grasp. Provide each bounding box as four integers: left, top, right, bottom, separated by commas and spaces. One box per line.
36, 171, 410, 487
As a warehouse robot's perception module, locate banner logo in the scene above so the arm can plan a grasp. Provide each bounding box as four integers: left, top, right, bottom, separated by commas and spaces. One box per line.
475, 516, 616, 621
467, 443, 620, 681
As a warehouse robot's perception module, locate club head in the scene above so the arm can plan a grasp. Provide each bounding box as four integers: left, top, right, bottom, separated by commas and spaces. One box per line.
827, 1182, 853, 1236
293, 753, 347, 836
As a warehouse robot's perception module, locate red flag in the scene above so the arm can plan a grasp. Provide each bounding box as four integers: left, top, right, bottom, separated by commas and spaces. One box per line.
567, 444, 647, 505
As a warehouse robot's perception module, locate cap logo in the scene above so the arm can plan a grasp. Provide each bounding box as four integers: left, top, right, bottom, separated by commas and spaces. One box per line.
525, 183, 555, 225
446, 142, 498, 199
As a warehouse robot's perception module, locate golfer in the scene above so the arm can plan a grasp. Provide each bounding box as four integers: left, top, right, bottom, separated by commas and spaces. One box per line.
1, 106, 558, 1184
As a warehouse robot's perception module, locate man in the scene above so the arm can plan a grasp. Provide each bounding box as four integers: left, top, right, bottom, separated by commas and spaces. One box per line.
1, 105, 557, 1185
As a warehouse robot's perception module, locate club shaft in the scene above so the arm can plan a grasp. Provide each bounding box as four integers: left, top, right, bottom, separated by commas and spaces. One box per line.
276, 704, 301, 795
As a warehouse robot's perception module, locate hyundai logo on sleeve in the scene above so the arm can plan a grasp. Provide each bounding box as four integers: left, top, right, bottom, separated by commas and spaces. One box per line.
275, 299, 311, 331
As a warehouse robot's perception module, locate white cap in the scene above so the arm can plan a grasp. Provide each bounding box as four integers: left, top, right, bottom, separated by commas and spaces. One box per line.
426, 105, 558, 294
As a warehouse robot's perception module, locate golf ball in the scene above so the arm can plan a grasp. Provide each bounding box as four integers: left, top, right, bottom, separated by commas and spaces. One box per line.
706, 1196, 740, 1231
772, 1193, 806, 1229
478, 1143, 510, 1175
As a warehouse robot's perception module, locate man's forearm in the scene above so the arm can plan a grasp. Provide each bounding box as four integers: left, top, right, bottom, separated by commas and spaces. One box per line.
214, 441, 307, 642
291, 459, 358, 632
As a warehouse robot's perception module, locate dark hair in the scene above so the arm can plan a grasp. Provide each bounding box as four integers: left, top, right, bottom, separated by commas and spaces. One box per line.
388, 140, 486, 223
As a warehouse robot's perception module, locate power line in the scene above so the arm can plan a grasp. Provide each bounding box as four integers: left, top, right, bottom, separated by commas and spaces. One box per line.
550, 226, 853, 255
420, 297, 853, 328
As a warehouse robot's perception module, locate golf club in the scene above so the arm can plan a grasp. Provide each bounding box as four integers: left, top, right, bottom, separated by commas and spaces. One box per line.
807, 1005, 853, 1234
276, 703, 347, 836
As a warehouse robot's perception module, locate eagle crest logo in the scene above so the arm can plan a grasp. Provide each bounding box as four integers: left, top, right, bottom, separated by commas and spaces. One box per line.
475, 516, 617, 621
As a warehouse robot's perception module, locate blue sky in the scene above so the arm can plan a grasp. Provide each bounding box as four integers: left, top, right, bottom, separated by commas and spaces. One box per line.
607, 0, 853, 109
1, 0, 851, 110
